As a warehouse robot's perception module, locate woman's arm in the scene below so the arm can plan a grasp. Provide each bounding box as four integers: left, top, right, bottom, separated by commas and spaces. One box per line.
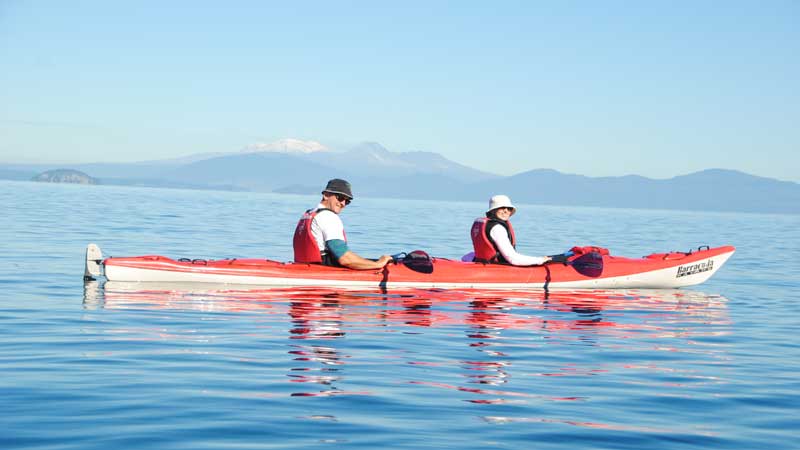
489, 226, 550, 266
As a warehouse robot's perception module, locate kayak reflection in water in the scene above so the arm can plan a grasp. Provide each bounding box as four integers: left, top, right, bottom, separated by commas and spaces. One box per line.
293, 178, 393, 270
470, 195, 555, 266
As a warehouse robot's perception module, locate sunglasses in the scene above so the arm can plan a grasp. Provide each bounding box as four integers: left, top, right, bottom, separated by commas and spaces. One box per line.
334, 194, 351, 205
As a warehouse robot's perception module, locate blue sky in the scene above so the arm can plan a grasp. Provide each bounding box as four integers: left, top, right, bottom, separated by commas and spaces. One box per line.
1, 1, 798, 181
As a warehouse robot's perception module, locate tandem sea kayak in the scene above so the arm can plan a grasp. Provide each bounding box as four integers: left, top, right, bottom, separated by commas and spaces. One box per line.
85, 244, 735, 289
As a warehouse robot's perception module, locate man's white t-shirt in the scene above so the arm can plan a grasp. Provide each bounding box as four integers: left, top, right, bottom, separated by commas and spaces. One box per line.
310, 204, 345, 252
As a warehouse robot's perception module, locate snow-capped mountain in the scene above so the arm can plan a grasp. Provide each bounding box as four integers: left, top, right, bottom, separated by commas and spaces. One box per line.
242, 138, 329, 154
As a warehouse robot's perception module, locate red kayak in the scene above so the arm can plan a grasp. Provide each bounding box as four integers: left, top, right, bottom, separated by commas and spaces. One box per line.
86, 244, 734, 289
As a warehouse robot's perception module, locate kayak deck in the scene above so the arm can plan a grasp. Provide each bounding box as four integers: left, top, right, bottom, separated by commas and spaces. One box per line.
89, 245, 735, 289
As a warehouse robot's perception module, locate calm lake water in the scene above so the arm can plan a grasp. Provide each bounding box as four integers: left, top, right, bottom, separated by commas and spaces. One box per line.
1, 180, 799, 449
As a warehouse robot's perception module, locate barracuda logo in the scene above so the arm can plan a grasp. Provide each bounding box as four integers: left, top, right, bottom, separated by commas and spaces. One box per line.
676, 260, 714, 278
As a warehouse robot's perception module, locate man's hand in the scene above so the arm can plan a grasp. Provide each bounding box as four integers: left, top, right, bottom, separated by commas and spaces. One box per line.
375, 255, 393, 267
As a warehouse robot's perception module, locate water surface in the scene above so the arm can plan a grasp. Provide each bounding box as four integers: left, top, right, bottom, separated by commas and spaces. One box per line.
1, 181, 798, 449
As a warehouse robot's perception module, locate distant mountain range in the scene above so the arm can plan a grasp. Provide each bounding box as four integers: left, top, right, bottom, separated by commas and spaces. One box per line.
4, 140, 798, 214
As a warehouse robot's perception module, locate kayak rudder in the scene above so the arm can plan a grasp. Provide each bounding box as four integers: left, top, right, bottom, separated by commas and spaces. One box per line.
85, 243, 103, 281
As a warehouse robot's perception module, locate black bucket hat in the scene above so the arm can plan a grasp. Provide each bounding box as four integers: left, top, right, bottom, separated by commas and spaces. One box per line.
322, 178, 353, 200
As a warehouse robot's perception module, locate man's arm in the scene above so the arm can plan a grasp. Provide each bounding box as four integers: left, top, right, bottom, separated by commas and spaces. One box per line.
338, 251, 392, 270
326, 239, 392, 270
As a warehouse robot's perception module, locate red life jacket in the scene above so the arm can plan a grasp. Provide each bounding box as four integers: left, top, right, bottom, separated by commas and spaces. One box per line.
293, 208, 347, 264
471, 217, 516, 263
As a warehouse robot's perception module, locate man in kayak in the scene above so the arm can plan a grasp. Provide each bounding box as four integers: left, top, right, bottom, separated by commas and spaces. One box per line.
470, 194, 553, 266
293, 178, 393, 269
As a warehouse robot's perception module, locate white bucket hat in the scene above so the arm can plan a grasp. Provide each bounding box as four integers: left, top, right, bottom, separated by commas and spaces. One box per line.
487, 194, 516, 215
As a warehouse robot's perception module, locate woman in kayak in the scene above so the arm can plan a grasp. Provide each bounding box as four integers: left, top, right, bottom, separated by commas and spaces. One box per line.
471, 195, 553, 266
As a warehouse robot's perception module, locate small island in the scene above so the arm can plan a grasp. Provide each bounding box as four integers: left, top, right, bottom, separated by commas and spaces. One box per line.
31, 169, 98, 185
